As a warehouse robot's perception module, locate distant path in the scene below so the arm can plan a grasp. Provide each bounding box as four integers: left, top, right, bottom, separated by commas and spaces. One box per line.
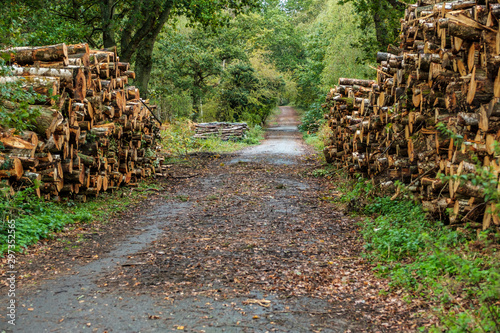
230, 106, 309, 164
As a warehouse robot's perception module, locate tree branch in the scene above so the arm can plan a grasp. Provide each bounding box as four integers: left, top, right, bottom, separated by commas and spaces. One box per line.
121, 2, 173, 61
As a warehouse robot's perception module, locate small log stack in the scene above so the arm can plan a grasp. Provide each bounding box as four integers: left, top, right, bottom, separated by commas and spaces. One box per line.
194, 122, 249, 140
0, 43, 166, 202
323, 0, 500, 230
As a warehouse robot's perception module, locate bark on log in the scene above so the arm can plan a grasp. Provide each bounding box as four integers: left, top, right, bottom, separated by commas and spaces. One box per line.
0, 43, 68, 65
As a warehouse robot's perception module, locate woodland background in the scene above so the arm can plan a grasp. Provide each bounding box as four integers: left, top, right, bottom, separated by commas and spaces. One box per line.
3, 2, 500, 332
0, 0, 406, 129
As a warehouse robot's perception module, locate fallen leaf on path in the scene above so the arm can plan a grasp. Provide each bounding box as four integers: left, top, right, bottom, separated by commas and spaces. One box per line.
243, 299, 271, 307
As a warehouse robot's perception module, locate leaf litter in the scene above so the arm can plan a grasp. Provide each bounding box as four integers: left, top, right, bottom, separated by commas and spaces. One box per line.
95, 155, 426, 331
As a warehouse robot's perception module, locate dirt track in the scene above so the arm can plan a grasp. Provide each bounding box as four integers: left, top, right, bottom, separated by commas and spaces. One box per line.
0, 107, 420, 332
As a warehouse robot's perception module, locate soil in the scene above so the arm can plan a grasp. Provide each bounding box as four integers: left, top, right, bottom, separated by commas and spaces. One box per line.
0, 107, 425, 332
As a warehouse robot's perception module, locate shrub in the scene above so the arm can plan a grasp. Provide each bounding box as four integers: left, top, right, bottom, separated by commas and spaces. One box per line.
298, 102, 327, 133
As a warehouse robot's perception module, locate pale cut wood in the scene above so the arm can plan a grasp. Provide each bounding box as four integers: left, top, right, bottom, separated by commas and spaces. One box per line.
467, 66, 477, 104
338, 78, 376, 87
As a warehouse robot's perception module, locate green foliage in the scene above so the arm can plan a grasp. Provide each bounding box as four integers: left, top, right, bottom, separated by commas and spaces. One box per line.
338, 0, 408, 60
242, 125, 265, 145
338, 175, 374, 204
217, 60, 284, 125
0, 187, 92, 253
2, 0, 262, 96
280, 72, 298, 105
298, 102, 326, 133
0, 60, 45, 132
304, 134, 325, 154
292, 0, 375, 123
0, 2, 92, 48
160, 120, 198, 156
311, 164, 337, 178
152, 27, 224, 116
436, 122, 464, 146
362, 197, 437, 260
303, 122, 331, 157
318, 0, 375, 86
0, 179, 164, 254
343, 174, 500, 331
250, 8, 306, 73
219, 63, 260, 116
150, 87, 193, 122
151, 17, 285, 125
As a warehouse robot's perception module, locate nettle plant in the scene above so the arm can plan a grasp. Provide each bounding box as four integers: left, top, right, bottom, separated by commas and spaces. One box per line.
436, 122, 500, 222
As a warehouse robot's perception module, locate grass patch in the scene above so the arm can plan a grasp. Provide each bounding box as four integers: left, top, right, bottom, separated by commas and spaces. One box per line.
302, 122, 330, 155
160, 120, 264, 157
0, 180, 161, 254
337, 175, 500, 332
304, 133, 324, 152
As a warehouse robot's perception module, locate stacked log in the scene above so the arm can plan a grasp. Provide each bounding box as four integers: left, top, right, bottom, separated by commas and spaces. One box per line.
194, 122, 249, 140
0, 43, 165, 202
323, 1, 500, 229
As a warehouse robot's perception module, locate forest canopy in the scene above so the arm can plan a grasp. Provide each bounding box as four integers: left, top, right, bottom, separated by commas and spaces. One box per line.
0, 0, 401, 126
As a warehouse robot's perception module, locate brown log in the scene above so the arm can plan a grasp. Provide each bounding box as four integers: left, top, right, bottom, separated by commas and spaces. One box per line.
0, 43, 68, 65
0, 158, 23, 180
68, 52, 90, 67
11, 65, 80, 86
448, 21, 481, 40
67, 43, 89, 55
0, 136, 35, 150
65, 168, 85, 184
123, 71, 136, 79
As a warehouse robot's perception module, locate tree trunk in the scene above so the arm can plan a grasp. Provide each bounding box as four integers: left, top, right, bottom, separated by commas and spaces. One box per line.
133, 34, 160, 96
373, 11, 387, 49
101, 0, 116, 48
119, 5, 172, 96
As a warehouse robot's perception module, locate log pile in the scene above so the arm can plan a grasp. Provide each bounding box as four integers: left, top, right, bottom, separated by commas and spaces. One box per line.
323, 0, 500, 229
194, 122, 249, 140
0, 43, 164, 202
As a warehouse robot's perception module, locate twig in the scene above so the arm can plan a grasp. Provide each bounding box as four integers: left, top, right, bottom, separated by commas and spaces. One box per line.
121, 262, 147, 266
461, 202, 487, 222
131, 188, 162, 192
166, 173, 199, 179
139, 98, 162, 125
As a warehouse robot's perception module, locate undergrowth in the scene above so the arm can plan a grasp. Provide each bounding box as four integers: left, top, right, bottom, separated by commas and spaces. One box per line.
337, 176, 500, 332
160, 120, 264, 157
0, 181, 160, 254
297, 101, 327, 133
303, 122, 331, 164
